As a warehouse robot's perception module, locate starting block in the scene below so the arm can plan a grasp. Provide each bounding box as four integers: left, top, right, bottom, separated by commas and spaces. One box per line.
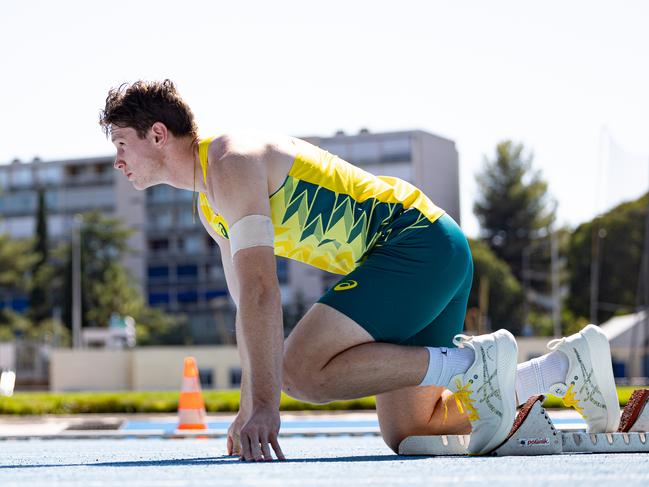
399, 389, 649, 456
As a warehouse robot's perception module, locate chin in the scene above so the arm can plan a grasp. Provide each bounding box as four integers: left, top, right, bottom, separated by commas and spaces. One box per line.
132, 179, 152, 191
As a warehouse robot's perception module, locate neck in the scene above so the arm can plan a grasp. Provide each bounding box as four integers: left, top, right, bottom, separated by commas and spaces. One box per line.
163, 136, 208, 194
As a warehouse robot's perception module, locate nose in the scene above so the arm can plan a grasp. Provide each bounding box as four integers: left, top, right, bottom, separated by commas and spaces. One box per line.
114, 157, 125, 170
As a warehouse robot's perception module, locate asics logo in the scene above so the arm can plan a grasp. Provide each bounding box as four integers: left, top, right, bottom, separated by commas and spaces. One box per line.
476, 347, 503, 418
484, 345, 495, 362
334, 280, 358, 291
573, 348, 606, 409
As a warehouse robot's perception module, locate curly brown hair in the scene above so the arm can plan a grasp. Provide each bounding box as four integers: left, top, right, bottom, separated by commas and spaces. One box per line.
99, 79, 198, 139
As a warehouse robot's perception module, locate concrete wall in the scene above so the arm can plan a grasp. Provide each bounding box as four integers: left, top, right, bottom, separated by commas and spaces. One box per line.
50, 349, 132, 391
131, 347, 240, 390
412, 131, 461, 224
50, 346, 240, 391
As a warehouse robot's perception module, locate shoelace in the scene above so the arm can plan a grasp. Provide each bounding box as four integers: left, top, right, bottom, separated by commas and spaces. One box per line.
546, 337, 565, 351
452, 334, 472, 348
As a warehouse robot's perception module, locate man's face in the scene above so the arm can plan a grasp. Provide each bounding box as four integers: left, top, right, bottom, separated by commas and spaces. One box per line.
111, 125, 162, 190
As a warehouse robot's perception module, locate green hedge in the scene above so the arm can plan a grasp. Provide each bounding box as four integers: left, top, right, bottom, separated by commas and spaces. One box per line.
0, 387, 639, 415
0, 391, 375, 415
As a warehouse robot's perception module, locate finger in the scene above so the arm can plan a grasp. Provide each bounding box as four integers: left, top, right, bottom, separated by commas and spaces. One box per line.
270, 435, 286, 461
240, 433, 252, 461
232, 431, 241, 456
260, 436, 273, 462
227, 435, 233, 456
250, 433, 263, 462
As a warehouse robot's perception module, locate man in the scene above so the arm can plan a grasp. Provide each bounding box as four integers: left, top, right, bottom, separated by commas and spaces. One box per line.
100, 80, 621, 461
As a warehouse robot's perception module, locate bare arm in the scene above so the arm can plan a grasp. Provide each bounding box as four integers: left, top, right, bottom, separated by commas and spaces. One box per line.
204, 136, 285, 461
197, 199, 256, 456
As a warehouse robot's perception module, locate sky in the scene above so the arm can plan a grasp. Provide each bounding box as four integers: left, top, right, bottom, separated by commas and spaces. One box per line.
1, 0, 648, 237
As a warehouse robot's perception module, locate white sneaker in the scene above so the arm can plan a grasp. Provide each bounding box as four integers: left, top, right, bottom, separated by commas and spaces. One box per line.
448, 329, 518, 455
546, 324, 620, 433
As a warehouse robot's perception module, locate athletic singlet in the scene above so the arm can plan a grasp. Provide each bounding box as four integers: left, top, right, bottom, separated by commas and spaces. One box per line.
198, 137, 445, 275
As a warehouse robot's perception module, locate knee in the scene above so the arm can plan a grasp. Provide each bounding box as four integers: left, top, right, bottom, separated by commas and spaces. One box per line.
378, 391, 471, 454
282, 349, 331, 404
379, 415, 426, 454
380, 427, 407, 454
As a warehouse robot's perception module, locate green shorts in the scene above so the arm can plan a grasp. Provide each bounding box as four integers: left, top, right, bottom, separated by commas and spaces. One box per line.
317, 211, 473, 347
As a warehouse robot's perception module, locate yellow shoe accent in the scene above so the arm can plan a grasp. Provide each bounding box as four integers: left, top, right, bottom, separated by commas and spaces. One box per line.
562, 383, 586, 417
453, 378, 480, 422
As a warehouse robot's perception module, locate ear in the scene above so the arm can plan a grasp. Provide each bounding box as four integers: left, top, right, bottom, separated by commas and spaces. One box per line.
150, 122, 169, 146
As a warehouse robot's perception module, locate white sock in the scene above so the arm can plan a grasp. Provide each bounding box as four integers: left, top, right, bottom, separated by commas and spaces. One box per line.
515, 351, 569, 405
419, 346, 475, 387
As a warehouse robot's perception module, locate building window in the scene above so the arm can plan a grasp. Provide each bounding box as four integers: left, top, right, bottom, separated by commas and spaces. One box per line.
149, 238, 169, 254
11, 296, 29, 313
350, 141, 381, 165
148, 292, 170, 306
177, 264, 198, 280
148, 265, 169, 281
198, 368, 214, 388
150, 212, 173, 229
180, 235, 202, 253
11, 167, 32, 187
0, 217, 35, 239
178, 210, 196, 228
177, 290, 198, 304
4, 192, 36, 213
229, 367, 242, 387
44, 190, 59, 210
60, 187, 113, 211
36, 166, 62, 185
381, 138, 412, 163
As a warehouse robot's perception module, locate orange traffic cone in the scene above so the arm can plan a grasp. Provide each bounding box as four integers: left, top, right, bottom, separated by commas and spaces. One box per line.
177, 356, 207, 430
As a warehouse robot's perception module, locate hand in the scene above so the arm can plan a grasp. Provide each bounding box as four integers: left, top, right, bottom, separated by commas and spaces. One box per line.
239, 407, 285, 462
226, 411, 247, 456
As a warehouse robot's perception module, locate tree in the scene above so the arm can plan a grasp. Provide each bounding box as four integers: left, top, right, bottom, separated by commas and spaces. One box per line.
0, 233, 39, 336
474, 141, 556, 281
55, 211, 187, 344
27, 187, 53, 324
566, 193, 648, 324
467, 239, 524, 335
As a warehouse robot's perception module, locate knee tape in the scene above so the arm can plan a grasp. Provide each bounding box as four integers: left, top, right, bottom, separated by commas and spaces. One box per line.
229, 214, 274, 257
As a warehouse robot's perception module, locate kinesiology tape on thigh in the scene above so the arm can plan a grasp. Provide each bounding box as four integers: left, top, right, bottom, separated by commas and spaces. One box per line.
229, 214, 275, 257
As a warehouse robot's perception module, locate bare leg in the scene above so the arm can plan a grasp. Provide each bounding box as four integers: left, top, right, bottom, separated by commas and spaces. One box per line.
283, 304, 430, 402
282, 303, 470, 450
376, 386, 470, 452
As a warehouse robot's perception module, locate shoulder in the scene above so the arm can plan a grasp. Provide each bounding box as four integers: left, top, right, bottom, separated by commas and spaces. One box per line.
206, 132, 277, 164
206, 132, 300, 166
